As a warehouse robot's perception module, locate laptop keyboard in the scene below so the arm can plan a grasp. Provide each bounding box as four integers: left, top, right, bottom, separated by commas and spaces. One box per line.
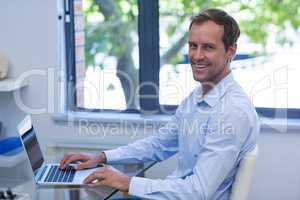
37, 166, 47, 182
44, 165, 76, 183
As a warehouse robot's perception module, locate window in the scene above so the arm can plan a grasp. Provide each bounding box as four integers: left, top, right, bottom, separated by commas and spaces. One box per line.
65, 0, 160, 114
64, 0, 300, 118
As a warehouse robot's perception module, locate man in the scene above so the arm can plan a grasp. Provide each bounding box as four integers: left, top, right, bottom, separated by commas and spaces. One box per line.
60, 8, 259, 199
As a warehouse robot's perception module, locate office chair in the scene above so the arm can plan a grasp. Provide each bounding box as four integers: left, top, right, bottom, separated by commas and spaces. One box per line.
230, 145, 258, 200
114, 146, 258, 200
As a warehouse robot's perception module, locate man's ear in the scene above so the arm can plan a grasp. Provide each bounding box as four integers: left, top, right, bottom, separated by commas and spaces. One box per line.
227, 43, 237, 61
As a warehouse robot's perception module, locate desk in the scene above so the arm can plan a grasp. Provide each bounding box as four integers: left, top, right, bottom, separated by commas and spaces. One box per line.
0, 162, 156, 200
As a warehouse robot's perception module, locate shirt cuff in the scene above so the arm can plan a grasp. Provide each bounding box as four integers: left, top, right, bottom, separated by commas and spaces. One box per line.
129, 176, 152, 197
103, 149, 122, 163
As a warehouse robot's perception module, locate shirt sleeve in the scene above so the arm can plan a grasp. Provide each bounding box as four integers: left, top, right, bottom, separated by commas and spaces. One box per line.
104, 108, 183, 164
128, 108, 255, 200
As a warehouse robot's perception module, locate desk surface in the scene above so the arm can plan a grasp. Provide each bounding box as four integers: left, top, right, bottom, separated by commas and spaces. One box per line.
0, 161, 156, 200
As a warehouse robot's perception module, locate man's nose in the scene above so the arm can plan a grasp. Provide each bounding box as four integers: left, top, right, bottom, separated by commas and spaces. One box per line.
193, 48, 205, 60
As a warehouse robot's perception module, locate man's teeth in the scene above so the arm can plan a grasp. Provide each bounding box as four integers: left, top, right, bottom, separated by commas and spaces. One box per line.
194, 64, 207, 68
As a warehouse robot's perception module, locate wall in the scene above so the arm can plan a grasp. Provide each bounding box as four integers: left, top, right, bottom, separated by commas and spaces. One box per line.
0, 0, 59, 137
0, 1, 300, 199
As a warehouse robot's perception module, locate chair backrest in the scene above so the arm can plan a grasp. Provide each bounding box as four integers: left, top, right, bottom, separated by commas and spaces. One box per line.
230, 145, 258, 200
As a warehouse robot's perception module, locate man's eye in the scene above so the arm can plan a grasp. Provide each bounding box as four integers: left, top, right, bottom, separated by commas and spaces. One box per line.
189, 43, 197, 49
204, 45, 214, 50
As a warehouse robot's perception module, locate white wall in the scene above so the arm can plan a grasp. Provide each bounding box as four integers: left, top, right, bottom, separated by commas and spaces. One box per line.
0, 0, 59, 137
0, 1, 300, 199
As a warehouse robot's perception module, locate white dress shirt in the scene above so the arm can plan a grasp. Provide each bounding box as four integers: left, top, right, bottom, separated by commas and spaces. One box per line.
104, 72, 260, 200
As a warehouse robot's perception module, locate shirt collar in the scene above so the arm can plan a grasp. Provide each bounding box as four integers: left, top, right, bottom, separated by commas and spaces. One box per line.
193, 72, 235, 108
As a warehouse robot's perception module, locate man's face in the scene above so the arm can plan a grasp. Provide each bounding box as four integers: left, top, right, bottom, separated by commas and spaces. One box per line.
188, 20, 236, 84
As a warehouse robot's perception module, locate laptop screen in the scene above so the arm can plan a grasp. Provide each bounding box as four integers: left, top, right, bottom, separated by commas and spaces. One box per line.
18, 117, 44, 172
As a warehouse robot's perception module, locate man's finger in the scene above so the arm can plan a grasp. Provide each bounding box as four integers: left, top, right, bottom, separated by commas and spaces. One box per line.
63, 155, 80, 167
61, 154, 83, 169
84, 171, 105, 184
76, 161, 93, 170
60, 153, 74, 169
88, 179, 106, 187
84, 172, 98, 184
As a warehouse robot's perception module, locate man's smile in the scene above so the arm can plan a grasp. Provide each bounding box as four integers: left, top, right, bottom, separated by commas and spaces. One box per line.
192, 64, 209, 68
191, 62, 210, 72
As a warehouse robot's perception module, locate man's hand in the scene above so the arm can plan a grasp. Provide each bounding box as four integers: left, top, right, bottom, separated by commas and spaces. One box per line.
59, 152, 107, 170
84, 166, 131, 192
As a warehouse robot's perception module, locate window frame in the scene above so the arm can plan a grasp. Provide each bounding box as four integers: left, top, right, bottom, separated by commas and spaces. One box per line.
64, 0, 300, 119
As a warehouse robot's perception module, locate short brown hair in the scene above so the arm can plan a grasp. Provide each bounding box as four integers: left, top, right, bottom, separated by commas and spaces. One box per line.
189, 8, 240, 51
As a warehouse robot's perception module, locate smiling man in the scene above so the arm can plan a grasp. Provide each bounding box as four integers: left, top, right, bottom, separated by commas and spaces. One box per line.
60, 8, 260, 200
188, 19, 236, 95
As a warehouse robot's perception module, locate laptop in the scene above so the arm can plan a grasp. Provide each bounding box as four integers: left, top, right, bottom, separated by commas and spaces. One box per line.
17, 115, 102, 185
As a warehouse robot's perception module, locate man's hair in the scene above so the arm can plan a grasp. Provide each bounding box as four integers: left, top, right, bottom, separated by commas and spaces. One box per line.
189, 8, 240, 51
